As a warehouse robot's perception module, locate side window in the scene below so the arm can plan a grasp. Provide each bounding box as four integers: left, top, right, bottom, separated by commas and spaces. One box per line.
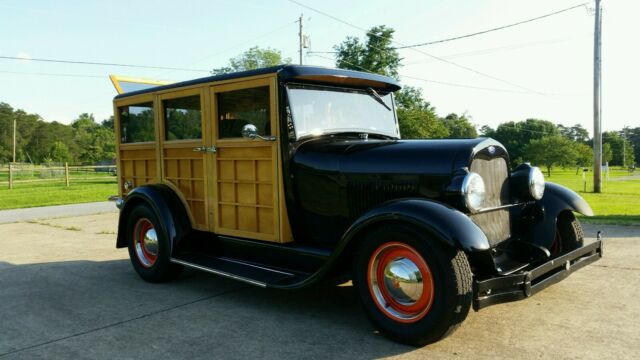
163, 95, 202, 141
217, 86, 270, 139
119, 102, 154, 143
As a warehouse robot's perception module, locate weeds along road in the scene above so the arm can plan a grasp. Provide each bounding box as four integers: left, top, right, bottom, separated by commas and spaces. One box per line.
0, 213, 638, 359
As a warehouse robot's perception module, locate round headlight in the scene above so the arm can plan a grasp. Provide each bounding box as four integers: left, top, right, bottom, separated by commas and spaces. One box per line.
462, 172, 486, 212
529, 167, 545, 200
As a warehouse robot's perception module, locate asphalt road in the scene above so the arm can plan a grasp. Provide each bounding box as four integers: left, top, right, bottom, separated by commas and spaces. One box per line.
0, 202, 116, 225
0, 213, 638, 359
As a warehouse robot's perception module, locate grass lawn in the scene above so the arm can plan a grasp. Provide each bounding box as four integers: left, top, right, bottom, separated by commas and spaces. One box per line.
544, 167, 640, 226
0, 178, 117, 210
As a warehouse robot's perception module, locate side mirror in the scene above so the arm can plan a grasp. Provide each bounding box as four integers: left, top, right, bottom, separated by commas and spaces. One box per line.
241, 124, 276, 142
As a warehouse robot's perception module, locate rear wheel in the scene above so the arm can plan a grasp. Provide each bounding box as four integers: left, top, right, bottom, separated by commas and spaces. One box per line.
126, 203, 182, 282
353, 224, 472, 346
550, 211, 584, 257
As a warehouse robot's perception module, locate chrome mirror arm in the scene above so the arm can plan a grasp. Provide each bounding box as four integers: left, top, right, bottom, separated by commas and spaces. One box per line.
242, 124, 276, 142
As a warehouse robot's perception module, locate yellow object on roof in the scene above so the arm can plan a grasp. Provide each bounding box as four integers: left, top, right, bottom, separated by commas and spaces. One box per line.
109, 75, 173, 94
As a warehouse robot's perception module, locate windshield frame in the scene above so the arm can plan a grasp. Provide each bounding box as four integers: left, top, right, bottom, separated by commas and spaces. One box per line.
285, 83, 400, 140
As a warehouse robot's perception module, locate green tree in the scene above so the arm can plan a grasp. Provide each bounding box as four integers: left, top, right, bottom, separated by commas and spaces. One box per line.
603, 131, 634, 166
72, 113, 100, 163
442, 113, 477, 138
0, 102, 15, 162
27, 121, 75, 163
334, 25, 401, 79
524, 135, 579, 176
479, 125, 495, 137
490, 119, 559, 166
397, 107, 449, 139
602, 142, 613, 165
558, 124, 590, 143
49, 141, 70, 163
212, 46, 291, 75
575, 142, 593, 167
626, 126, 640, 166
101, 116, 114, 130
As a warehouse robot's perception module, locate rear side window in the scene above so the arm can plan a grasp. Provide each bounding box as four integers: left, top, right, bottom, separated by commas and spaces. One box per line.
217, 86, 270, 139
119, 102, 154, 143
163, 95, 202, 141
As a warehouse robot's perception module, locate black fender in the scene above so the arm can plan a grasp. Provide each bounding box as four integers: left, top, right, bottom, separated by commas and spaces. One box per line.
341, 198, 491, 253
530, 182, 593, 249
115, 184, 191, 252
273, 198, 489, 290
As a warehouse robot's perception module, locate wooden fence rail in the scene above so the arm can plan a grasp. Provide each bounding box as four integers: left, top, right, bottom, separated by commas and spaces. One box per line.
1, 163, 116, 189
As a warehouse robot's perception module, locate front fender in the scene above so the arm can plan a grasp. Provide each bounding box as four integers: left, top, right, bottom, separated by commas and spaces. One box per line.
115, 184, 191, 251
529, 182, 593, 248
342, 198, 491, 253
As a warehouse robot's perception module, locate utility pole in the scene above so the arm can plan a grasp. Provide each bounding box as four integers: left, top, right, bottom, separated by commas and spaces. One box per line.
622, 126, 627, 168
12, 118, 16, 163
593, 0, 602, 193
298, 14, 303, 65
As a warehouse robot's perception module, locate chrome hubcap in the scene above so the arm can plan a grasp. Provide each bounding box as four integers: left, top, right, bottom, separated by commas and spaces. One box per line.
383, 258, 424, 305
368, 242, 434, 323
134, 219, 158, 268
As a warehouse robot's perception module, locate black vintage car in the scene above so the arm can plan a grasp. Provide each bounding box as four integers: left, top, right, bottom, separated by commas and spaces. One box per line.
111, 65, 602, 346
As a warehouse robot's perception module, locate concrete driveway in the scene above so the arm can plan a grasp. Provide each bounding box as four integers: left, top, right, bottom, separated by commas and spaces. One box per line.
0, 213, 638, 359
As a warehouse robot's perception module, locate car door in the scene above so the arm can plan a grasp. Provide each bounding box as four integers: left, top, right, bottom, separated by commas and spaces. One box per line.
209, 77, 287, 242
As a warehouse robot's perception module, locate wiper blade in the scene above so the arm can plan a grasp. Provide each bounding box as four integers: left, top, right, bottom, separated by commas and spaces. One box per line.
366, 87, 392, 111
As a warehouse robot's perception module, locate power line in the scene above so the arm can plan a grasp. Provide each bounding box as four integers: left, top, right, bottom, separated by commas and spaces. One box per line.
400, 74, 530, 94
171, 21, 298, 70
394, 3, 589, 49
0, 55, 210, 73
402, 34, 591, 66
286, 0, 547, 95
0, 70, 105, 78
308, 53, 530, 94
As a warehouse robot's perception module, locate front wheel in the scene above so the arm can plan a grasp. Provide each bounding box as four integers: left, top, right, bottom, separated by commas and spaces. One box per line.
353, 224, 472, 346
126, 203, 183, 282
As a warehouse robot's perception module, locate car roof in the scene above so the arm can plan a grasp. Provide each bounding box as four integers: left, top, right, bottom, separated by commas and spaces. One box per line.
114, 65, 402, 99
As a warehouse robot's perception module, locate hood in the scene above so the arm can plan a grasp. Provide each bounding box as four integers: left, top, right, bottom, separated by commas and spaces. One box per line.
293, 136, 508, 176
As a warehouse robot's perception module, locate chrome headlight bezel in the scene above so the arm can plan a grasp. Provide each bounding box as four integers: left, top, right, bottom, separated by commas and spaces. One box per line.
461, 172, 486, 212
528, 166, 545, 200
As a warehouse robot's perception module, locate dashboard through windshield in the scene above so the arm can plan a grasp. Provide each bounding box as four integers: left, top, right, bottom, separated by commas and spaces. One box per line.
286, 84, 399, 139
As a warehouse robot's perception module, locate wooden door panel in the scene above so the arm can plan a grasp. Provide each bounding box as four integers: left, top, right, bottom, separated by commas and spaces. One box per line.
211, 77, 292, 243
163, 146, 206, 228
215, 144, 276, 239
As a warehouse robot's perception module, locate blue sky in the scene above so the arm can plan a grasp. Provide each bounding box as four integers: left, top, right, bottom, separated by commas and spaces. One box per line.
0, 0, 637, 134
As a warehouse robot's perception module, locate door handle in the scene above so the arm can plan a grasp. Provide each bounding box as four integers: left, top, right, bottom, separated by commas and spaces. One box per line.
192, 146, 217, 153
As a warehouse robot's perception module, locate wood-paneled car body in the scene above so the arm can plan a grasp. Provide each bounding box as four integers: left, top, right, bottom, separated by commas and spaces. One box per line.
111, 65, 602, 346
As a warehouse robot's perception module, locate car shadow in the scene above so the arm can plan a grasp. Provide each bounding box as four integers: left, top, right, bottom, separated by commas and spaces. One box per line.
0, 259, 417, 359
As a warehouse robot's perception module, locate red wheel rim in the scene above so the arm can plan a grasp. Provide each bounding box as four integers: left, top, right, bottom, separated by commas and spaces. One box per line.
133, 218, 158, 268
367, 242, 434, 323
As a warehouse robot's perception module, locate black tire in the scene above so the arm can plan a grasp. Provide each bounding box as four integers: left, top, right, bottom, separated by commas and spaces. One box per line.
550, 211, 584, 257
353, 223, 472, 346
126, 203, 183, 282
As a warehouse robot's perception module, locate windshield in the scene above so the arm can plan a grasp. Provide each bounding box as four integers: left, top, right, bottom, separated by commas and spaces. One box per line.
286, 84, 399, 139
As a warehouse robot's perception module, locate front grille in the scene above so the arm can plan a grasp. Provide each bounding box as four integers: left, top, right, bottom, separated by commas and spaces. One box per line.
469, 157, 511, 245
348, 180, 419, 219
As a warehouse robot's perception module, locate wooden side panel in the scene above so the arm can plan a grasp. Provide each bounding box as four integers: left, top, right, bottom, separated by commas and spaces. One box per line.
215, 145, 277, 240
163, 146, 207, 229
119, 145, 157, 192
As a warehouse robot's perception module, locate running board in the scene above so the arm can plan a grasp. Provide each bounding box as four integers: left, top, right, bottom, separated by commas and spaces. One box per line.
171, 253, 297, 287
